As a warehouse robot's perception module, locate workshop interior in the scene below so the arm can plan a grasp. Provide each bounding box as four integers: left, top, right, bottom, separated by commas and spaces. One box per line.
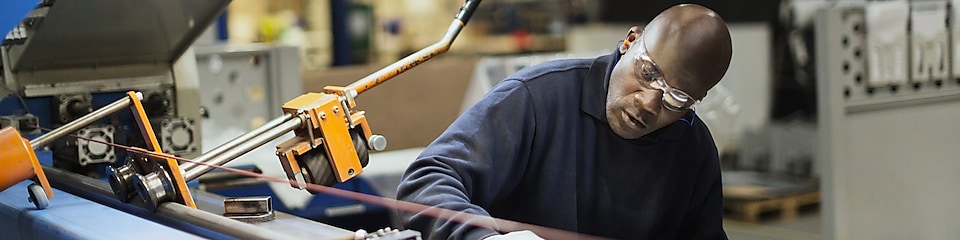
1, 0, 958, 239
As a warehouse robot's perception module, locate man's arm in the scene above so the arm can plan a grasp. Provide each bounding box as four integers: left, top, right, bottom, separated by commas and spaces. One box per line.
397, 79, 538, 240
677, 134, 727, 239
690, 169, 727, 239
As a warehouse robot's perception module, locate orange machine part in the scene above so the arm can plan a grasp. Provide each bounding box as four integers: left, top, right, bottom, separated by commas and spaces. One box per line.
127, 91, 196, 209
281, 92, 364, 182
350, 111, 373, 141
128, 91, 163, 152
159, 153, 196, 208
316, 101, 364, 181
0, 127, 54, 199
323, 86, 356, 109
276, 137, 307, 188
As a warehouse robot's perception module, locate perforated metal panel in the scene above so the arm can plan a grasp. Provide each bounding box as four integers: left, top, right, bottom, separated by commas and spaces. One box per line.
816, 4, 960, 239
837, 6, 960, 110
194, 44, 301, 134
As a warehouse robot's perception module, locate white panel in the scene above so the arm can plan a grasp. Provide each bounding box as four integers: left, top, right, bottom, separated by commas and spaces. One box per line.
817, 5, 960, 239
953, 0, 960, 79
842, 101, 960, 239
721, 23, 772, 132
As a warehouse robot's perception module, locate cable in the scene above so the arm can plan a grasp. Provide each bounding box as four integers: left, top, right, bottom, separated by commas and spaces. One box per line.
0, 82, 31, 114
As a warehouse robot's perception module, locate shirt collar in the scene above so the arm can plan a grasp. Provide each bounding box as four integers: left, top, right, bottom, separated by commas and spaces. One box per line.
580, 49, 617, 122
580, 46, 694, 141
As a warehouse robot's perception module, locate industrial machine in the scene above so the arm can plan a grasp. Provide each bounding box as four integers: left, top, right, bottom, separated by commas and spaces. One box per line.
0, 0, 482, 238
0, 124, 52, 209
1, 0, 213, 178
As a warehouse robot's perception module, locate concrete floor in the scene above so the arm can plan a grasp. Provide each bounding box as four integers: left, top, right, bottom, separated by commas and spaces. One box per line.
724, 208, 821, 240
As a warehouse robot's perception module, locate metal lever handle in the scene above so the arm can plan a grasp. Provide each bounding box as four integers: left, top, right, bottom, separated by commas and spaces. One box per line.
455, 0, 481, 25
342, 0, 483, 96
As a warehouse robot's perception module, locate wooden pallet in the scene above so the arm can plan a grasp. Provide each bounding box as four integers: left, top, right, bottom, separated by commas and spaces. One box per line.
723, 191, 820, 222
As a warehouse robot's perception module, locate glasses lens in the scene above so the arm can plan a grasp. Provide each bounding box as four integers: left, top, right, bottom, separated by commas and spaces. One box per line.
642, 64, 660, 81
668, 90, 691, 102
635, 44, 695, 111
637, 59, 663, 88
663, 90, 692, 110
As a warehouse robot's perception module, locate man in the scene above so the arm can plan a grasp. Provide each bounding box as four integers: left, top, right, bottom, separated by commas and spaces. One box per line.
397, 4, 732, 239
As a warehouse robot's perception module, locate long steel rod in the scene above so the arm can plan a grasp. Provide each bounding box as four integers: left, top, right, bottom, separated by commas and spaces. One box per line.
41, 166, 298, 239
182, 115, 303, 181
31, 92, 143, 148
344, 0, 480, 95
178, 113, 295, 172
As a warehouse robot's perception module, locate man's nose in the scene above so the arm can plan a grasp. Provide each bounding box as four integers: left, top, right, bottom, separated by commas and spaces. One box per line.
633, 90, 662, 113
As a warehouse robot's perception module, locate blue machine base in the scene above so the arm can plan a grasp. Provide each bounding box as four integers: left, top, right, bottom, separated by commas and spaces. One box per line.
0, 181, 202, 240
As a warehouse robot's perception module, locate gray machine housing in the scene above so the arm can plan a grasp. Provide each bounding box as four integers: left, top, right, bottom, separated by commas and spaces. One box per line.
0, 0, 231, 162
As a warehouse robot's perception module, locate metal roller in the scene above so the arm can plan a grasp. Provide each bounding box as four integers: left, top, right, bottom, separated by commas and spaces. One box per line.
295, 129, 370, 191
108, 114, 301, 202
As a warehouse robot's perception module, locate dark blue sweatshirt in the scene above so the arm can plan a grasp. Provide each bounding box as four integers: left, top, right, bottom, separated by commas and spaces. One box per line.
397, 51, 726, 240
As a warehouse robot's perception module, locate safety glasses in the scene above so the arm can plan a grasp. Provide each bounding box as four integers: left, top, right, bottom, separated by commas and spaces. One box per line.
633, 40, 699, 111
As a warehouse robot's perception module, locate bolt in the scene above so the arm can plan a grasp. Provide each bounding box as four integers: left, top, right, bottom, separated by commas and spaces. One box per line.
348, 168, 355, 176
333, 106, 340, 114
368, 135, 387, 151
320, 111, 326, 119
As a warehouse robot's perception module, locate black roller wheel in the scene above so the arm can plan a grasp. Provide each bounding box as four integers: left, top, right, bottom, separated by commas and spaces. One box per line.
27, 183, 49, 210
297, 130, 370, 193
353, 130, 370, 168
298, 146, 337, 190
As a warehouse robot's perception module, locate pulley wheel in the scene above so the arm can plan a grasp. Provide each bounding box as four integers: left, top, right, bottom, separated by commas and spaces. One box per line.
296, 130, 370, 192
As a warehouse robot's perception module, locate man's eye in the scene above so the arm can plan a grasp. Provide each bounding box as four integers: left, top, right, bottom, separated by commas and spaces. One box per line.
641, 68, 659, 81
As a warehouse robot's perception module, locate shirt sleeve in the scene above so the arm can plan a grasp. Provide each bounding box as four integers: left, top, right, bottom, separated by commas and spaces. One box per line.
396, 79, 538, 240
676, 135, 728, 240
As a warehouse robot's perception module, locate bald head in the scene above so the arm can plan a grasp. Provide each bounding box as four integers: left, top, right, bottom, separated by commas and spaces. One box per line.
640, 4, 732, 99
605, 4, 732, 139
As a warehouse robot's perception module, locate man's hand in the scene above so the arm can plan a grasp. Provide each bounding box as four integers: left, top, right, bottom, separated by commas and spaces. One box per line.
484, 230, 544, 240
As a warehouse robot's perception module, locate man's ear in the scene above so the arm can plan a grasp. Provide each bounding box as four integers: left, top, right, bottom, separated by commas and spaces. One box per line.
620, 26, 642, 55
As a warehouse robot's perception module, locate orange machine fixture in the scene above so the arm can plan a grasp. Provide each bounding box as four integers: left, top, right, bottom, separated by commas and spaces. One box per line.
0, 126, 53, 209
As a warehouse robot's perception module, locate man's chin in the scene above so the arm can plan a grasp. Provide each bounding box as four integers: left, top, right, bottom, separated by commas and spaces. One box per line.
612, 125, 645, 140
